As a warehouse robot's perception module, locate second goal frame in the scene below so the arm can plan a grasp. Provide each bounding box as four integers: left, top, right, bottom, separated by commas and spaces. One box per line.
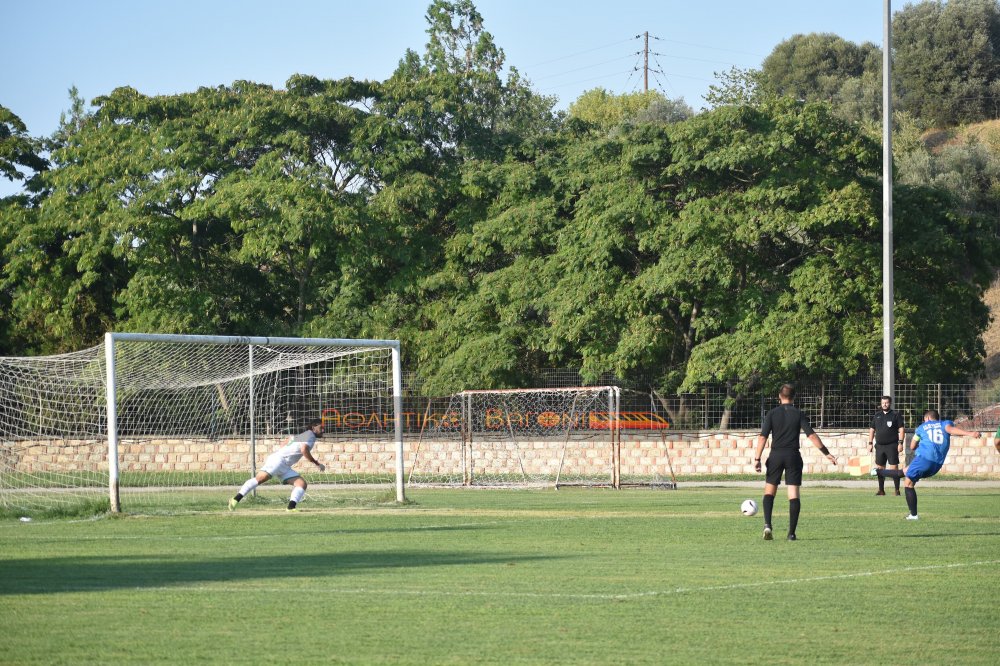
453, 386, 622, 488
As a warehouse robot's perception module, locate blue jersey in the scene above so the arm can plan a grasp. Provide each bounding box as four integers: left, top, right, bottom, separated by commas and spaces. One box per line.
912, 420, 954, 465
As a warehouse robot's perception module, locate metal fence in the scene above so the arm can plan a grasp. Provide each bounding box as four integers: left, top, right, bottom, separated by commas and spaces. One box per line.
401, 371, 1000, 433
641, 382, 1000, 432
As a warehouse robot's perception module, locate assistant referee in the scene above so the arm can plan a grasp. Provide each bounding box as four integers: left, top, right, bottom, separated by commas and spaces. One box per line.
867, 395, 905, 496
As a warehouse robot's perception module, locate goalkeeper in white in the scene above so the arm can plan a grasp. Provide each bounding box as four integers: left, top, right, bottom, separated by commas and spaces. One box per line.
229, 419, 326, 511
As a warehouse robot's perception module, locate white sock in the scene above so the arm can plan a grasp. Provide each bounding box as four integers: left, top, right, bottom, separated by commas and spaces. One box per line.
290, 486, 306, 504
239, 478, 260, 497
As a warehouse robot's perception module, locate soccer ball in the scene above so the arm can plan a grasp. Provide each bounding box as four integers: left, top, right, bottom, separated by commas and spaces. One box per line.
740, 499, 758, 516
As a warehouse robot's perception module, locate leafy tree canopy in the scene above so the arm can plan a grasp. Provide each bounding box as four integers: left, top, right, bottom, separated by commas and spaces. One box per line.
568, 89, 692, 128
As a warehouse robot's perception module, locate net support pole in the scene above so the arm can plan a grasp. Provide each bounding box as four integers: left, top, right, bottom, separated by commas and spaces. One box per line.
104, 333, 121, 513
611, 387, 620, 489
392, 345, 406, 503
462, 392, 472, 486
249, 344, 257, 480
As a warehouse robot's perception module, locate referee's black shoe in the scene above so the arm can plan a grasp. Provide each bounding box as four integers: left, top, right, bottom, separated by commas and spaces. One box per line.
787, 533, 797, 541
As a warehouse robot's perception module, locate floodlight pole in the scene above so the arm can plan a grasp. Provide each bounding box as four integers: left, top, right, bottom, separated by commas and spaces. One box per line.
882, 0, 895, 399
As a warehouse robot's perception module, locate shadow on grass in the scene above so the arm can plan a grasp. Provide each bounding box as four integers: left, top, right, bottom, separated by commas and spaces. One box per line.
897, 531, 1000, 539
804, 530, 1000, 542
0, 549, 561, 595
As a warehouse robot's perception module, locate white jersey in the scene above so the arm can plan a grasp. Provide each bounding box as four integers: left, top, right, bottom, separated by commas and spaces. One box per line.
271, 429, 317, 467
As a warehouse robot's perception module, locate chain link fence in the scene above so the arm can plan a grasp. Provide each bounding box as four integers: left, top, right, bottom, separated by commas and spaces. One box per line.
401, 370, 1000, 433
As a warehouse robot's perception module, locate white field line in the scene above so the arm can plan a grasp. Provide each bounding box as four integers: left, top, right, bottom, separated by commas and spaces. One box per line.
129, 559, 1000, 600
3, 520, 503, 540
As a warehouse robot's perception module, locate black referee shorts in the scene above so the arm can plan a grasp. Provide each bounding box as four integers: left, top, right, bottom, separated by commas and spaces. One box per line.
765, 449, 804, 486
874, 443, 900, 466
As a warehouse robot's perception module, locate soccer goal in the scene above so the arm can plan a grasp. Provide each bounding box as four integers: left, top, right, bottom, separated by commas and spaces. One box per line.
0, 333, 404, 515
407, 387, 621, 488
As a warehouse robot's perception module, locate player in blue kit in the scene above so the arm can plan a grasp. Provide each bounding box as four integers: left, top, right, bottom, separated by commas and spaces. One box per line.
876, 410, 980, 520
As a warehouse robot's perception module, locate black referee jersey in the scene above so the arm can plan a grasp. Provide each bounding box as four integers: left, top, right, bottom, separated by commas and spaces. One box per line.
870, 409, 904, 445
760, 404, 815, 449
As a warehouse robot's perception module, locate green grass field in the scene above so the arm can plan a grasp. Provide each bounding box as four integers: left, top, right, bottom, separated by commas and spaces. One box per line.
1, 485, 998, 665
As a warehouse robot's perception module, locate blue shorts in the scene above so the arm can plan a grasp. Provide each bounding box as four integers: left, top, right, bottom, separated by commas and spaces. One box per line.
906, 456, 943, 483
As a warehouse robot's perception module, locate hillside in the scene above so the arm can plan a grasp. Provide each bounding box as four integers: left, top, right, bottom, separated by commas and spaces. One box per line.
922, 118, 1000, 153
984, 275, 1000, 381
920, 120, 1000, 386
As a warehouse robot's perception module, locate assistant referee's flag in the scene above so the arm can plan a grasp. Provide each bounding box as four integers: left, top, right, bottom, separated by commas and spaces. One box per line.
846, 456, 868, 477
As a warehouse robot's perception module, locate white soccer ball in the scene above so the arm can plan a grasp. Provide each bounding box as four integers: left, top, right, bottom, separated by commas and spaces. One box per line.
740, 499, 758, 516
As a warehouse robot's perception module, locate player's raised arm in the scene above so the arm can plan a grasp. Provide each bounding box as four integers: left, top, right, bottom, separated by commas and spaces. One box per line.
944, 424, 980, 439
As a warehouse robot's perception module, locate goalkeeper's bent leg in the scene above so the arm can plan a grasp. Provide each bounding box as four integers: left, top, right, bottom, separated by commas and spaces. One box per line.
235, 478, 260, 501
288, 485, 306, 510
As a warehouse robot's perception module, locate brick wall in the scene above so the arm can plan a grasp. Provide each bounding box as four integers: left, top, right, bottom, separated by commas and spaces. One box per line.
619, 431, 1000, 477
5, 431, 999, 478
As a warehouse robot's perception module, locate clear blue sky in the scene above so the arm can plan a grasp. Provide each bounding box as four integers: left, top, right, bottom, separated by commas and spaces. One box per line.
1, 0, 886, 193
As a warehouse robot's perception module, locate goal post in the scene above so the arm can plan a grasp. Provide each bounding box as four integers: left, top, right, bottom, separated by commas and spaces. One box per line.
407, 386, 621, 488
1, 333, 405, 516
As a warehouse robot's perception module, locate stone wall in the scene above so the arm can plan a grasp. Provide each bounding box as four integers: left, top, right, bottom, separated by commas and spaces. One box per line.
618, 431, 1000, 477
5, 431, 999, 478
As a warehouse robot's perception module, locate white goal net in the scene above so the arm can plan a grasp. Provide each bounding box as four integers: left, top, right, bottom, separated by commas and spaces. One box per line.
0, 333, 403, 516
407, 387, 621, 488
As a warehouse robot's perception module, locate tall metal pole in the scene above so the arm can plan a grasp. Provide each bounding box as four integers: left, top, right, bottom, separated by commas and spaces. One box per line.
644, 31, 649, 92
882, 0, 895, 399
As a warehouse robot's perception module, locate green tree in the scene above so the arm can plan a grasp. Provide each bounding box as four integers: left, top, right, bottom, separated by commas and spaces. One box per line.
2, 78, 390, 350
760, 32, 883, 123
568, 89, 691, 128
0, 105, 47, 186
337, 0, 559, 383
703, 67, 772, 108
894, 0, 1000, 126
0, 91, 124, 353
0, 105, 51, 352
537, 99, 996, 418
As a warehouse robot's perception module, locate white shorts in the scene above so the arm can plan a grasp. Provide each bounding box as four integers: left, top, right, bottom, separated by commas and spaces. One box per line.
261, 455, 301, 483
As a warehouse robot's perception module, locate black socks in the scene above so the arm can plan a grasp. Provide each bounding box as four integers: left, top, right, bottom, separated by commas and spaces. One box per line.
905, 487, 918, 516
763, 494, 775, 526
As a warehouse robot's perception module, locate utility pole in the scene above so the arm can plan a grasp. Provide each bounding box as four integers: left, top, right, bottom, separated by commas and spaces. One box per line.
643, 31, 649, 92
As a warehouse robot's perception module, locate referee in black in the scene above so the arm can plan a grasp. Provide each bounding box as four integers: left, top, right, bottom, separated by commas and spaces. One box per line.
753, 384, 837, 541
867, 395, 905, 496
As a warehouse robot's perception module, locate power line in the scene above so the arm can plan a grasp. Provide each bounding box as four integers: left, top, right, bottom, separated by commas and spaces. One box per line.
651, 35, 765, 59
536, 69, 641, 92
649, 51, 747, 67
530, 53, 641, 82
528, 37, 639, 68
529, 32, 752, 102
